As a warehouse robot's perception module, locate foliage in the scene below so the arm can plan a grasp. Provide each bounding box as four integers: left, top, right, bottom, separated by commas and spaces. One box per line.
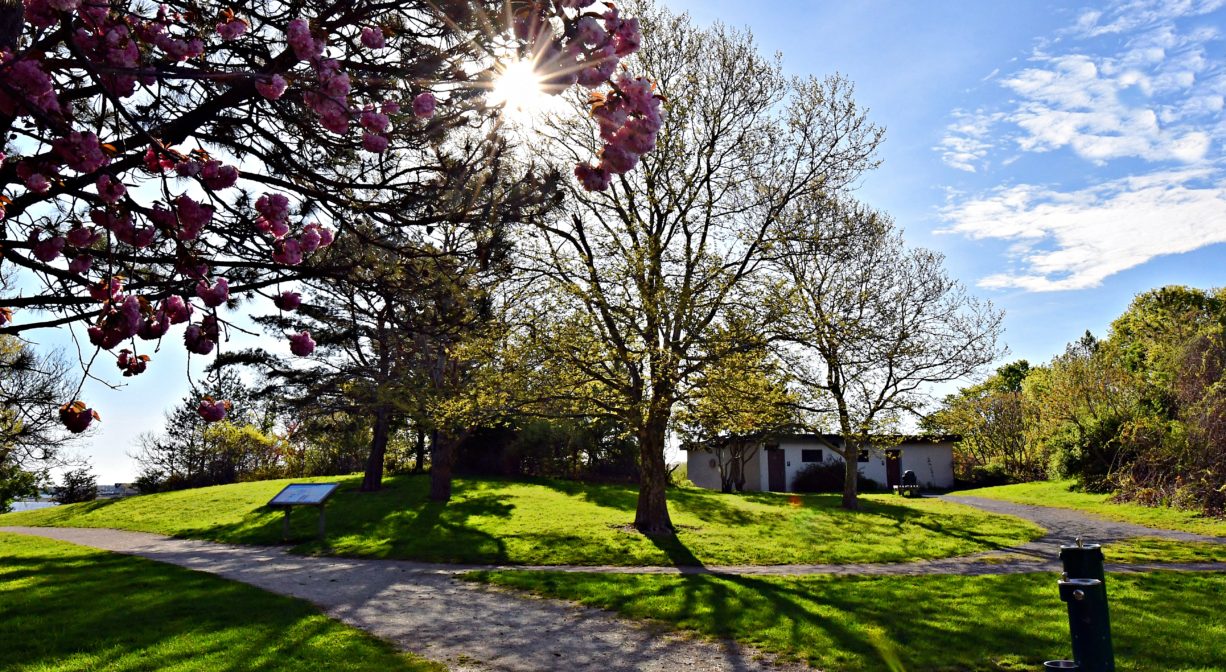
0, 458, 41, 513
54, 466, 97, 503
470, 570, 1226, 671
0, 533, 444, 672
926, 359, 1045, 484
791, 461, 878, 494
676, 345, 802, 492
132, 372, 283, 491
0, 0, 653, 432
773, 194, 1003, 509
1016, 286, 1226, 514
0, 474, 1042, 566
0, 325, 80, 510
519, 0, 883, 532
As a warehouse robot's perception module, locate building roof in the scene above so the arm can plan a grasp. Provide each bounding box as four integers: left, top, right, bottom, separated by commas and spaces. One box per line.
681, 433, 960, 450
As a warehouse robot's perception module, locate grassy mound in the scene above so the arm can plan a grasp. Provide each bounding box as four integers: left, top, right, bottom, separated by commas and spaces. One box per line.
0, 533, 442, 672
0, 475, 1042, 566
470, 569, 1226, 671
957, 481, 1226, 537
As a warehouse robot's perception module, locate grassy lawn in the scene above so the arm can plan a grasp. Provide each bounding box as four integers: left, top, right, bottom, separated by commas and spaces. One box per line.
0, 475, 1042, 566
0, 533, 442, 672
957, 481, 1226, 537
1106, 537, 1226, 564
469, 569, 1226, 671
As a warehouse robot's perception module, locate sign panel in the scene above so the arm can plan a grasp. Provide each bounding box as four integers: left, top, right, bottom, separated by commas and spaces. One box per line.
268, 483, 340, 507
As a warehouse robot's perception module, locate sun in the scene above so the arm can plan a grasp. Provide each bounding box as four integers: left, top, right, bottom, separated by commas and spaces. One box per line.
489, 59, 551, 117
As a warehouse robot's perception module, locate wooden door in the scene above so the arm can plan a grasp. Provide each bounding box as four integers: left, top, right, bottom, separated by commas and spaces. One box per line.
767, 449, 786, 492
885, 449, 902, 488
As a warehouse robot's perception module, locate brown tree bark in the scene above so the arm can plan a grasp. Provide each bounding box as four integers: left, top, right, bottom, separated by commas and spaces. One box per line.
429, 430, 455, 502
414, 425, 426, 473
634, 414, 674, 534
360, 405, 391, 492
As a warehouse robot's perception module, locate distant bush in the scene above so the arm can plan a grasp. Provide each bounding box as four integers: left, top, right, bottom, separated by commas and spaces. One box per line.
792, 461, 876, 494
55, 467, 97, 504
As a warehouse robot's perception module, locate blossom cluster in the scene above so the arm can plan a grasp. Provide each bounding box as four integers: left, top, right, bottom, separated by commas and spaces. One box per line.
509, 1, 661, 191
1, 0, 655, 433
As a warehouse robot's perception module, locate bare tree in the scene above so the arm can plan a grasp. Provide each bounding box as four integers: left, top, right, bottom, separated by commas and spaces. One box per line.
517, 2, 882, 533
774, 194, 1003, 509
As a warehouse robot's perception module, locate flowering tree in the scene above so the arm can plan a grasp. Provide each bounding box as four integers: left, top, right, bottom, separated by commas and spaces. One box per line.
0, 0, 656, 432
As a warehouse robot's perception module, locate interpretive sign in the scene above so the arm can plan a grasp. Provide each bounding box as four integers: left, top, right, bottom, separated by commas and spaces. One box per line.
268, 483, 340, 507
267, 483, 341, 541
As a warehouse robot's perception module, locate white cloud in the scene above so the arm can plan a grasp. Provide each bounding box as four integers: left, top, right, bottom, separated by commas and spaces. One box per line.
1070, 0, 1226, 37
936, 110, 1003, 172
939, 169, 1226, 291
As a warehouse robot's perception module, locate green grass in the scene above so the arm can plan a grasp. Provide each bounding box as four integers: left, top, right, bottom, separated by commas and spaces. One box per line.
0, 475, 1043, 566
1105, 537, 1226, 564
0, 532, 443, 672
468, 569, 1226, 671
957, 481, 1226, 537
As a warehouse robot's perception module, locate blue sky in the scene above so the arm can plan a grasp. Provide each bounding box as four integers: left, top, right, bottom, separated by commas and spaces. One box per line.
43, 0, 1226, 483
672, 0, 1226, 354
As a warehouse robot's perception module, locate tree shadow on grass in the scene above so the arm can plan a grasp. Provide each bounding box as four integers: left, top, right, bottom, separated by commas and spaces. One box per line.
0, 540, 425, 672
178, 475, 515, 564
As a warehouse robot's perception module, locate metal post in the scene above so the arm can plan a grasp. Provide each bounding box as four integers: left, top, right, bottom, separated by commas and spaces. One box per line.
1057, 577, 1114, 672
282, 507, 291, 540
1059, 540, 1114, 672
317, 504, 326, 541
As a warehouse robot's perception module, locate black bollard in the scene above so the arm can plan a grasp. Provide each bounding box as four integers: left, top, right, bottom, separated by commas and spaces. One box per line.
1058, 540, 1114, 672
1057, 577, 1114, 672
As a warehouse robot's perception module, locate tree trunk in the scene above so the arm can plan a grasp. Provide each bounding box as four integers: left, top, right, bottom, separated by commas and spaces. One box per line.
414, 425, 426, 473
429, 430, 454, 502
361, 405, 391, 492
841, 445, 860, 510
634, 416, 674, 534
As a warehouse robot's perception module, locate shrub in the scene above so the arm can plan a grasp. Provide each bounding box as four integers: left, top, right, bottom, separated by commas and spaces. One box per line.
792, 461, 875, 493
55, 468, 97, 504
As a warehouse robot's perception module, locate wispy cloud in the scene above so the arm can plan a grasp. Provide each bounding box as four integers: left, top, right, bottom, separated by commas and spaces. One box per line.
940, 169, 1226, 291
938, 0, 1226, 290
935, 110, 1002, 172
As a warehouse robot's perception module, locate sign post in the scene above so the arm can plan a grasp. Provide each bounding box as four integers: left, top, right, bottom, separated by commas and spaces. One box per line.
266, 483, 341, 542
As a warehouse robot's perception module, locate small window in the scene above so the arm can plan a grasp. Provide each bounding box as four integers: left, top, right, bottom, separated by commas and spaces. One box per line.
857, 450, 870, 463
801, 449, 823, 463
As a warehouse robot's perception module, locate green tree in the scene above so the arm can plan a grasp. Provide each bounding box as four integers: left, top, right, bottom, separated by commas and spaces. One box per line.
926, 360, 1043, 483
522, 1, 883, 532
55, 467, 97, 504
676, 345, 801, 492
774, 195, 1003, 509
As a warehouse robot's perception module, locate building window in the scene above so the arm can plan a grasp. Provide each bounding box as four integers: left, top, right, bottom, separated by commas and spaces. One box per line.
857, 450, 870, 463
801, 449, 823, 463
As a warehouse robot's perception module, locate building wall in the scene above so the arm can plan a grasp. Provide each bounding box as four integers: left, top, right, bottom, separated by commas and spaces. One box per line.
689, 437, 955, 492
898, 442, 955, 488
686, 449, 723, 490
686, 446, 766, 491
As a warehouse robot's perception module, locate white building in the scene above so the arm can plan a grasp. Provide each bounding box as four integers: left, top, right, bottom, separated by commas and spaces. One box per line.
684, 434, 956, 492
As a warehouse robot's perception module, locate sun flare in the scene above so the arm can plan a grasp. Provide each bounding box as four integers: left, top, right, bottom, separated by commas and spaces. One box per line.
489, 59, 550, 116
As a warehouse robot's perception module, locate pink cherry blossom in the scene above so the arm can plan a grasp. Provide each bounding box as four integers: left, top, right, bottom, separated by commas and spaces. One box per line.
96, 174, 126, 203
256, 75, 288, 101
273, 238, 303, 265
66, 226, 101, 248
197, 397, 229, 422
412, 92, 436, 119
362, 132, 389, 153
289, 330, 316, 356
216, 18, 248, 41
575, 163, 611, 192
196, 278, 229, 307
273, 291, 302, 311
68, 254, 93, 275
161, 296, 192, 324
30, 231, 66, 262
360, 26, 385, 49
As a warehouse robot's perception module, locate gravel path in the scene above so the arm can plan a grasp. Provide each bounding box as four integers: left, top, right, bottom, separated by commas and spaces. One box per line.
4, 499, 1224, 671
1, 526, 805, 672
